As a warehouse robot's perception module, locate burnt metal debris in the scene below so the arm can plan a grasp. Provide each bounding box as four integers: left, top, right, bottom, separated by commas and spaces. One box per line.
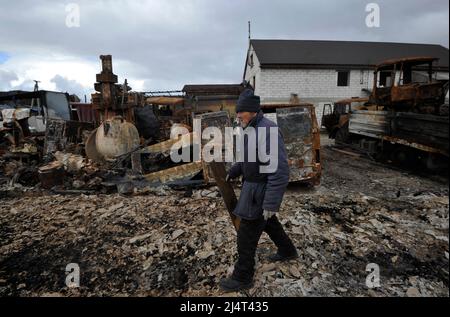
0, 54, 322, 215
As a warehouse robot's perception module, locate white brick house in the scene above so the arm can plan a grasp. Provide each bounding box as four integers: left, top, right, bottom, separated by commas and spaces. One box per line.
243, 40, 449, 125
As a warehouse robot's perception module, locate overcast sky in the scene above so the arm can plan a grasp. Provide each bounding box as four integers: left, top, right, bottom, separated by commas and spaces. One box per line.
0, 0, 448, 98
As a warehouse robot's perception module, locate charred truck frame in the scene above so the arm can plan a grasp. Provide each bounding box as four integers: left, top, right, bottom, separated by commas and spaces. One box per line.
323, 56, 449, 171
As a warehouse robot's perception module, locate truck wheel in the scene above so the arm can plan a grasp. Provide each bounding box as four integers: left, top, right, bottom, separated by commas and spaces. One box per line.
424, 153, 448, 172
335, 123, 349, 144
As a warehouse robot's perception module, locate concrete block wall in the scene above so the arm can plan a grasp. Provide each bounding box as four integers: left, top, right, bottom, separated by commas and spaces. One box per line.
257, 68, 374, 103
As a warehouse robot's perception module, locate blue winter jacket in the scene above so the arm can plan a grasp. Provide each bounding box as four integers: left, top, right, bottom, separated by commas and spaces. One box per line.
228, 111, 290, 220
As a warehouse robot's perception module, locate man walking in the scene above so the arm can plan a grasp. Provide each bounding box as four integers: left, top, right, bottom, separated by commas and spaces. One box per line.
219, 89, 298, 292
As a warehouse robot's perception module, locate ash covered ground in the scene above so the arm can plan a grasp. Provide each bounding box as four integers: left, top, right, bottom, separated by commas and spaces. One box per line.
0, 142, 448, 297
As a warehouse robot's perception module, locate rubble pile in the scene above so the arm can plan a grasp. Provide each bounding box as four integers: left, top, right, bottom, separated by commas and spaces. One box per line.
253, 189, 449, 297
0, 189, 238, 297
0, 154, 121, 199
0, 147, 448, 297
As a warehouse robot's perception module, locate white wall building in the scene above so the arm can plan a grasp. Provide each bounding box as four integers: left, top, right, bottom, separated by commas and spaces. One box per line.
243, 40, 449, 126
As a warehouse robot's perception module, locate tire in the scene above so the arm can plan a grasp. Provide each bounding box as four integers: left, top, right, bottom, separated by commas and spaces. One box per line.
335, 122, 349, 144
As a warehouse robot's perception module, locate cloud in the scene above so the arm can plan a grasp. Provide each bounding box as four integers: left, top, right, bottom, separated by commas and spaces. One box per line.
0, 0, 448, 95
0, 69, 19, 90
0, 53, 97, 96
50, 75, 92, 99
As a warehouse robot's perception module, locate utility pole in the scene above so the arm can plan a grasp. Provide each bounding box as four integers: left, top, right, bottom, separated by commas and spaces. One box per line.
248, 21, 251, 44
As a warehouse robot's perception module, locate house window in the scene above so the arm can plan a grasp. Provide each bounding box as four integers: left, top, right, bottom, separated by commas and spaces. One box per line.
337, 70, 350, 87
250, 54, 254, 67
252, 76, 256, 89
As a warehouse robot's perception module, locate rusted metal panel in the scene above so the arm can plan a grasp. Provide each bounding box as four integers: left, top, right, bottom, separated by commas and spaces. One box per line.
382, 135, 448, 156
44, 118, 94, 157
349, 110, 389, 139
416, 82, 446, 101
388, 112, 449, 155
391, 83, 445, 105
130, 132, 199, 178
141, 132, 197, 155
349, 110, 449, 156
72, 103, 99, 124
391, 85, 417, 103
271, 106, 321, 184
194, 111, 232, 183
146, 97, 184, 106
144, 162, 203, 183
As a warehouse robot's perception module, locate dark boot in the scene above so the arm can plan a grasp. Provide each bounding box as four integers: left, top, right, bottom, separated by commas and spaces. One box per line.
264, 216, 298, 262
219, 277, 254, 292
268, 251, 298, 263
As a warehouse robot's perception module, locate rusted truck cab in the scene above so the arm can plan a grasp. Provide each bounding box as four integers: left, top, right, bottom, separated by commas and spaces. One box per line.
369, 57, 449, 114
321, 98, 369, 141
262, 103, 322, 186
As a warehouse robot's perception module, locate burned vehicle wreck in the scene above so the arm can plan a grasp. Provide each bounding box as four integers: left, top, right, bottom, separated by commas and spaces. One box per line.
0, 90, 94, 190
323, 56, 449, 171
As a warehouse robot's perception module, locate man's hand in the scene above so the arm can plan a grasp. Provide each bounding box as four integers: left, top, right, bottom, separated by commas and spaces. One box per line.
263, 210, 276, 220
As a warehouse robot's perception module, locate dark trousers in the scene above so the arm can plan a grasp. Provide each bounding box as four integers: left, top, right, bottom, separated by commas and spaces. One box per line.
232, 215, 297, 283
